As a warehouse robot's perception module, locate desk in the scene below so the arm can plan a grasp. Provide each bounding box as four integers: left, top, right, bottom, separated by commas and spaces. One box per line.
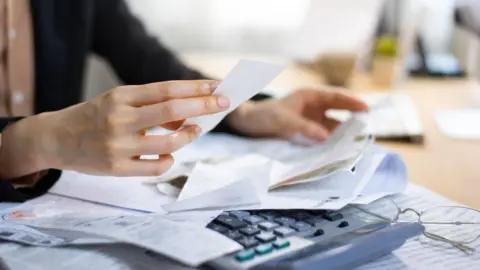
181, 52, 480, 209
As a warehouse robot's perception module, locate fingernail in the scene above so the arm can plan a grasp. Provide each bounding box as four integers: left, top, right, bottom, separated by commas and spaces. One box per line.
217, 96, 230, 109
316, 128, 329, 141
210, 81, 221, 91
194, 126, 202, 136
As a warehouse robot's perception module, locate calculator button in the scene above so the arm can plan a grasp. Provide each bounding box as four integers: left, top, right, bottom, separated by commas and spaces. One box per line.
207, 224, 228, 234
235, 249, 256, 262
273, 227, 296, 237
313, 229, 325, 237
237, 237, 260, 249
304, 216, 324, 226
255, 232, 277, 243
273, 239, 291, 249
322, 211, 344, 221
240, 226, 261, 237
258, 221, 280, 231
243, 215, 264, 225
338, 221, 349, 228
257, 211, 280, 221
290, 221, 312, 232
214, 216, 247, 230
223, 230, 243, 241
275, 217, 296, 226
288, 211, 314, 221
255, 244, 273, 255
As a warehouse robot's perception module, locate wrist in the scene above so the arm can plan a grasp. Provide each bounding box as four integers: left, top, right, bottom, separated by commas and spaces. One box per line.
0, 113, 56, 179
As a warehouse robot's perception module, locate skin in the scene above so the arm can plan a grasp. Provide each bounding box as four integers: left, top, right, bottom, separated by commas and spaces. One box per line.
0, 81, 368, 181
228, 88, 369, 141
0, 80, 228, 179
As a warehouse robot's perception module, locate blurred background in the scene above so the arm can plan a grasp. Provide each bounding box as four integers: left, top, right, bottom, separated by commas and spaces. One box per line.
83, 0, 475, 99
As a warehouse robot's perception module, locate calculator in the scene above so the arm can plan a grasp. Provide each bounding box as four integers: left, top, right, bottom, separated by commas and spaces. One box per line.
204, 209, 424, 270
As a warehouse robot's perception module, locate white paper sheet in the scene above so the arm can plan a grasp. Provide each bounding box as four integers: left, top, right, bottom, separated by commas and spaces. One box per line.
7, 214, 242, 267
183, 59, 284, 136
267, 115, 369, 189
0, 243, 192, 270
435, 109, 480, 139
49, 171, 173, 213
269, 146, 402, 211
352, 150, 408, 204
163, 176, 259, 213
177, 155, 271, 201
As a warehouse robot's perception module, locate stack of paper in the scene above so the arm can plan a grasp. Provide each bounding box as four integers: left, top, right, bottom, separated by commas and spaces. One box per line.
48, 58, 408, 214
159, 129, 407, 213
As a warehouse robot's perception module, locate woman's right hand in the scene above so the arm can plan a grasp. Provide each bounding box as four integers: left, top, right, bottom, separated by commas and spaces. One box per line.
0, 80, 229, 178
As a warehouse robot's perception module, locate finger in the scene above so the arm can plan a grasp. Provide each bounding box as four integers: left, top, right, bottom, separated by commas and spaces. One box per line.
281, 115, 329, 141
120, 80, 220, 107
133, 126, 201, 156
161, 120, 185, 131
323, 91, 369, 111
323, 118, 341, 132
133, 96, 230, 129
119, 155, 175, 177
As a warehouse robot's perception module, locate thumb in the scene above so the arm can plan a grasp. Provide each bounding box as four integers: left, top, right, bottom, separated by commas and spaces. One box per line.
284, 115, 329, 142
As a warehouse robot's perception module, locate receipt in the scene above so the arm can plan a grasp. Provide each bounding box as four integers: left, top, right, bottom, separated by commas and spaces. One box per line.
8, 214, 241, 267
163, 155, 272, 212
183, 59, 285, 135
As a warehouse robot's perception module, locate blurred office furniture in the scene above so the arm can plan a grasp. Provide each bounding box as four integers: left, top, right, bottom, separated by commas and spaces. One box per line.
452, 0, 480, 81
82, 0, 388, 97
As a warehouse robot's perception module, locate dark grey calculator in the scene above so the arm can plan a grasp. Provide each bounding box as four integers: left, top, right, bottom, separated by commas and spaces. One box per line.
204, 209, 423, 270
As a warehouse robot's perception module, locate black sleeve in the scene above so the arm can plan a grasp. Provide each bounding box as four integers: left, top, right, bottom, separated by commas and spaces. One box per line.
0, 117, 62, 202
91, 0, 206, 84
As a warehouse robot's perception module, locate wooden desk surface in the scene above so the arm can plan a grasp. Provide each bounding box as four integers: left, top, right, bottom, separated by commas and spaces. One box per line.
181, 53, 480, 209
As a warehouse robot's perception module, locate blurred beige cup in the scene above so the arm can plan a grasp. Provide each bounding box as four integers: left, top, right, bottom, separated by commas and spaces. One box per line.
312, 52, 357, 87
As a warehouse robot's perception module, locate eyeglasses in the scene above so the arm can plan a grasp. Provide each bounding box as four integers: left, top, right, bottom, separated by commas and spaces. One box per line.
350, 198, 480, 254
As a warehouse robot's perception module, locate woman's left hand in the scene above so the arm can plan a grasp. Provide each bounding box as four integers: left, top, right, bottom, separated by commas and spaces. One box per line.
226, 88, 369, 142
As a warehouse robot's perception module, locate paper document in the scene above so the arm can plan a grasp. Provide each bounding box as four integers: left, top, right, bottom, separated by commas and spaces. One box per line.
183, 59, 284, 135
163, 155, 271, 212
356, 184, 480, 270
268, 117, 371, 189
49, 171, 173, 213
0, 242, 194, 270
269, 145, 407, 210
6, 214, 241, 267
435, 109, 480, 139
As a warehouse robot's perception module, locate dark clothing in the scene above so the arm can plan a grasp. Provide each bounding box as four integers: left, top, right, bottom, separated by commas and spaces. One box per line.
0, 0, 270, 202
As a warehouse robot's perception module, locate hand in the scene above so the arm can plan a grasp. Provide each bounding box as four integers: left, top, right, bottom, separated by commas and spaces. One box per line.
226, 87, 368, 142
0, 80, 229, 179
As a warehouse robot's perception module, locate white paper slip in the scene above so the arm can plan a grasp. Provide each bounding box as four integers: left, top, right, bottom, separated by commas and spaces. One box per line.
183, 59, 285, 135
0, 242, 189, 270
49, 170, 173, 213
11, 214, 242, 267
352, 150, 408, 205
435, 109, 480, 139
